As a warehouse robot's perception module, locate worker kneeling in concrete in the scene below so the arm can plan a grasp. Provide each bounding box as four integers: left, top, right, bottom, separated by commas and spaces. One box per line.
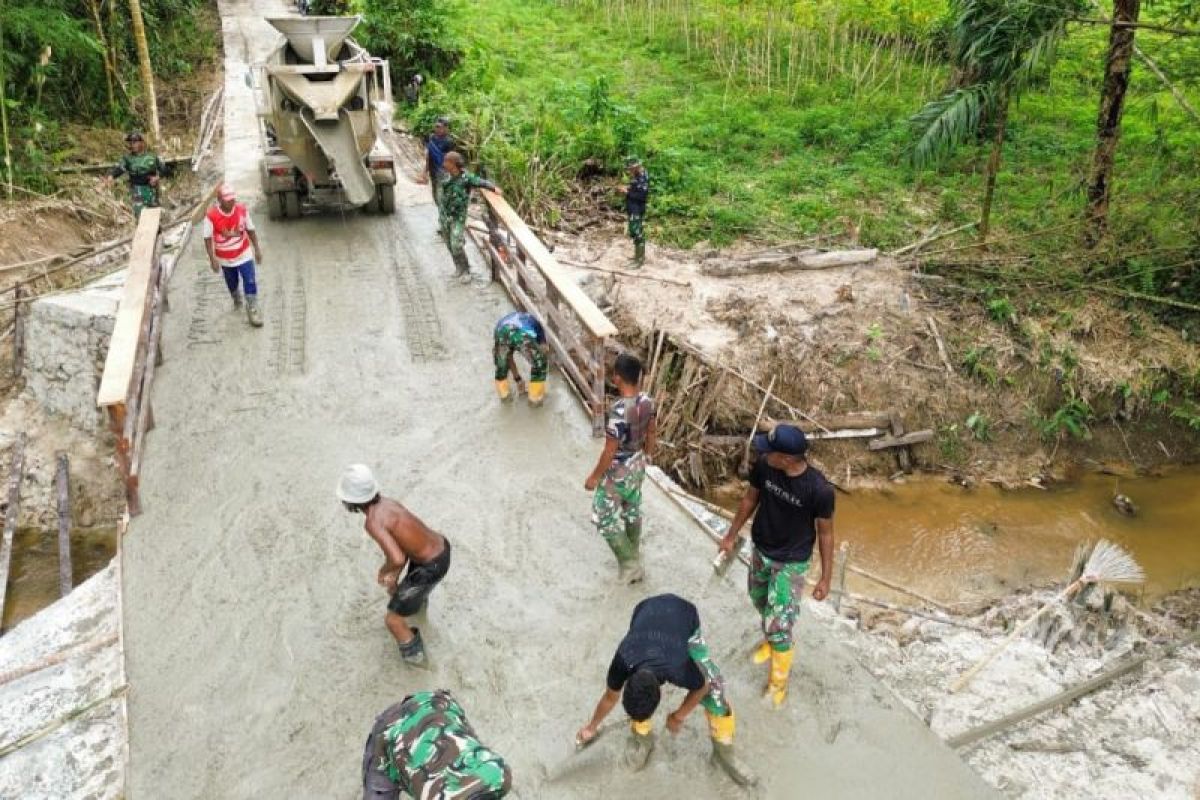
575, 593, 756, 786
362, 690, 512, 799
338, 464, 451, 666
493, 311, 548, 405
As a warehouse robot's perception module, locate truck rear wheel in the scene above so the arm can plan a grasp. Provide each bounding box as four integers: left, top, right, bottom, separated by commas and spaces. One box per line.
379, 184, 396, 214
284, 191, 300, 219
267, 192, 283, 220
363, 192, 381, 214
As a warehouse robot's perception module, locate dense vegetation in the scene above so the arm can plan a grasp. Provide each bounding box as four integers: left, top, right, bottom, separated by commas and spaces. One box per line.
404, 0, 1199, 308
0, 0, 216, 191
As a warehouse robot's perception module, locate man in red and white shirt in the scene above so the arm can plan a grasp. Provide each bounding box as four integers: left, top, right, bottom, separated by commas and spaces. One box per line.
203, 183, 265, 327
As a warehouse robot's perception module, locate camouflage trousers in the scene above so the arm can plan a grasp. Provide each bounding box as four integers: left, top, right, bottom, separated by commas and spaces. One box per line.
492, 339, 548, 382
748, 548, 809, 652
363, 690, 512, 799
130, 184, 159, 219
627, 211, 645, 246
442, 214, 468, 258
591, 452, 646, 564
688, 629, 731, 718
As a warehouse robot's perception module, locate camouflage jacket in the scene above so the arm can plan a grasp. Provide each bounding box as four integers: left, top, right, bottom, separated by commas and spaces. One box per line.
110, 152, 169, 186
439, 171, 495, 222
381, 690, 511, 798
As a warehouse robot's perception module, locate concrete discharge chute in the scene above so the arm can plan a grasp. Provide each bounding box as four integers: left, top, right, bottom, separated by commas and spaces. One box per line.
252, 16, 397, 218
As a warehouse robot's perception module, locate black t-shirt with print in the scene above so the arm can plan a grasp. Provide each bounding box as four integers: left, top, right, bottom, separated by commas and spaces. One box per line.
748, 456, 835, 563
606, 594, 704, 692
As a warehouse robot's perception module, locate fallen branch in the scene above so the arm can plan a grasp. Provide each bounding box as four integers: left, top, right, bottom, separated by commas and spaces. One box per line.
1092, 285, 1200, 313
0, 682, 128, 757
53, 155, 191, 175
702, 248, 878, 277
558, 258, 691, 287
926, 315, 954, 375
868, 430, 934, 450
0, 632, 117, 687
891, 222, 978, 257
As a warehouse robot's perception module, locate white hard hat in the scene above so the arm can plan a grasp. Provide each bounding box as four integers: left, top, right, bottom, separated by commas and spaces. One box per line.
337, 464, 379, 504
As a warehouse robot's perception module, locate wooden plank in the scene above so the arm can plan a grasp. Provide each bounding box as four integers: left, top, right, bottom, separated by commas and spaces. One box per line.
97, 209, 163, 408
868, 429, 934, 451
56, 453, 72, 597
129, 289, 164, 481
481, 192, 617, 339
702, 428, 884, 447
0, 433, 26, 631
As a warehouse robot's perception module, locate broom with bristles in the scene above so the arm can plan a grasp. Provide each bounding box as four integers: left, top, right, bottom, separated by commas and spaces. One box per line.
950, 539, 1145, 693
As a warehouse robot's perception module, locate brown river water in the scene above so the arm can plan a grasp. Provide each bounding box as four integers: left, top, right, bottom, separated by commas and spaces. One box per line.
2, 525, 117, 631
712, 467, 1200, 605
3, 469, 1198, 629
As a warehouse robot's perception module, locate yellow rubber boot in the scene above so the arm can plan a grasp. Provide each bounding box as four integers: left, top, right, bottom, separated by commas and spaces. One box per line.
624, 719, 655, 771
705, 709, 735, 745
751, 641, 771, 664
766, 648, 794, 708
528, 380, 546, 406
630, 719, 653, 737
494, 379, 512, 402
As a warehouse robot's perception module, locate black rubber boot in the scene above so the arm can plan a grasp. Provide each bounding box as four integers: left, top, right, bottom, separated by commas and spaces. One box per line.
452, 252, 471, 283
398, 627, 427, 666
711, 742, 758, 787
633, 242, 645, 267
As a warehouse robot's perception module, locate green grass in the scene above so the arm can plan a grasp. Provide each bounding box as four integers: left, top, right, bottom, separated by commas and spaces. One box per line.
411, 0, 1199, 257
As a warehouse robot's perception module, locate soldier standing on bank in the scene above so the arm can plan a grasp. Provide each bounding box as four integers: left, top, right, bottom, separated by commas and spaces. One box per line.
618, 157, 649, 267
104, 131, 171, 219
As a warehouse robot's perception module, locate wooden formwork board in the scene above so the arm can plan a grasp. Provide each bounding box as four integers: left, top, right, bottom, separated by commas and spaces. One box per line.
97, 209, 163, 409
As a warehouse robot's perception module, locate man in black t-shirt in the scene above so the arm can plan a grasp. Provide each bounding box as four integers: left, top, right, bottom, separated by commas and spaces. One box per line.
575, 594, 755, 786
718, 424, 835, 707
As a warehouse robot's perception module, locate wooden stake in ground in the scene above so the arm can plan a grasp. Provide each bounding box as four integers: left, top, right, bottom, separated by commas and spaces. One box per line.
950, 540, 1145, 693
743, 375, 776, 471
56, 453, 73, 597
127, 0, 161, 144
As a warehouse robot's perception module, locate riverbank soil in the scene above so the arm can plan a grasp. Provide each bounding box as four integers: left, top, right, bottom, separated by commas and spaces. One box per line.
545, 226, 1200, 488
119, 1, 996, 797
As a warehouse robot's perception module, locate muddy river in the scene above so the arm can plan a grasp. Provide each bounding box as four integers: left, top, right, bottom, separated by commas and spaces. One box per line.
5, 468, 1197, 631
2, 525, 117, 631
712, 467, 1200, 605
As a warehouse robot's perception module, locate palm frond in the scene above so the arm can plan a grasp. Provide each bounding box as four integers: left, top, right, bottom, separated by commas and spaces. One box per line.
908, 83, 996, 168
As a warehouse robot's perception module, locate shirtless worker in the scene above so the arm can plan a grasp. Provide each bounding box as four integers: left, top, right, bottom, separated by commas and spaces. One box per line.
338, 464, 451, 665
716, 423, 835, 706
575, 593, 755, 786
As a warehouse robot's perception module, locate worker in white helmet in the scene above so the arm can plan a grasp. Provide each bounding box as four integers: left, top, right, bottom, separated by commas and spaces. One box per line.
338, 464, 450, 666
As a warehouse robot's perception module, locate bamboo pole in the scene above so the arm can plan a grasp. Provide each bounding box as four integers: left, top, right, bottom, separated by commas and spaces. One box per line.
743, 374, 776, 467
947, 630, 1200, 749
127, 0, 161, 144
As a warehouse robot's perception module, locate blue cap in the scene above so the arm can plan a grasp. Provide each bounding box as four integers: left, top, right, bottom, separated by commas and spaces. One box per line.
752, 424, 808, 456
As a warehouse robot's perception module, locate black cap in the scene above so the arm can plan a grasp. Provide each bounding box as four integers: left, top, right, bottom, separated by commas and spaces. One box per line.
752, 424, 808, 456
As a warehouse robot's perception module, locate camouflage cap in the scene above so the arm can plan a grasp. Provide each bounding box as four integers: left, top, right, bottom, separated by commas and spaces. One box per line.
624, 156, 642, 168
125, 130, 145, 142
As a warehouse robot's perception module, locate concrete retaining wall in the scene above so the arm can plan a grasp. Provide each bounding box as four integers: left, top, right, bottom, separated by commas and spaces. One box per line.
22, 271, 126, 432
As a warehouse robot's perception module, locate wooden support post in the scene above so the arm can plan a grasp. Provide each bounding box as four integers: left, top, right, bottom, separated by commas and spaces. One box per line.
0, 433, 26, 631
888, 410, 912, 473
11, 284, 24, 379
592, 337, 606, 436
55, 453, 72, 597
833, 541, 850, 613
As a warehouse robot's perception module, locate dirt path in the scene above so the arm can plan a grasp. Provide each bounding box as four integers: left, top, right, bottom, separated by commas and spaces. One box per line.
119, 1, 997, 797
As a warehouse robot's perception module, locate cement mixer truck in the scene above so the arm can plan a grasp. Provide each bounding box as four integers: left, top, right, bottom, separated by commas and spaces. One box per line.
251, 16, 397, 218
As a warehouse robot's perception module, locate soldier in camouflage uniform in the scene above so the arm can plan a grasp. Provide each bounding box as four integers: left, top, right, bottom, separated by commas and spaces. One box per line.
619, 157, 649, 266
106, 131, 171, 219
362, 690, 512, 799
493, 311, 549, 405
584, 353, 656, 584
438, 151, 500, 284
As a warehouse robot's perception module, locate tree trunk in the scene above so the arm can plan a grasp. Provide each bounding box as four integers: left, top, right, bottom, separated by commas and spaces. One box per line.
128, 0, 161, 144
0, 6, 11, 200
979, 88, 1009, 242
86, 0, 119, 124
1085, 0, 1140, 247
